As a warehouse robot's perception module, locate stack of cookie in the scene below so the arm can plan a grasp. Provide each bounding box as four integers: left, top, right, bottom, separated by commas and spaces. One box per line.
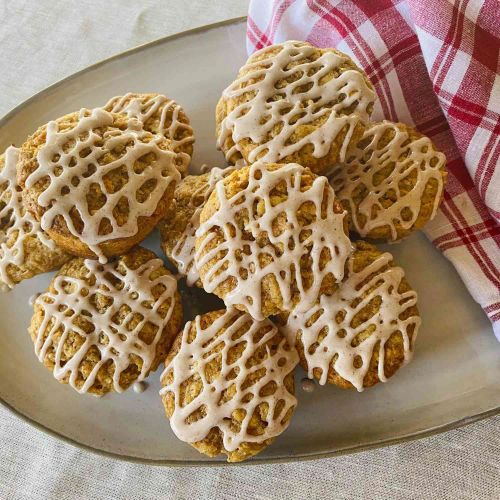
1, 93, 193, 395
1, 41, 447, 463
159, 41, 446, 461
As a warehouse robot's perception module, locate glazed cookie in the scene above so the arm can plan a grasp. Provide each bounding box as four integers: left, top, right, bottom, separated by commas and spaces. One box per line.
18, 108, 188, 262
216, 40, 376, 174
195, 162, 352, 319
29, 247, 183, 395
160, 307, 298, 462
103, 92, 194, 159
329, 121, 447, 241
282, 241, 420, 391
159, 166, 235, 287
0, 147, 70, 289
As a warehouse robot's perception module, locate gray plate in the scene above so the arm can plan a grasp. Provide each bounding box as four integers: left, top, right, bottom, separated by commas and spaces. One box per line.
1, 18, 499, 466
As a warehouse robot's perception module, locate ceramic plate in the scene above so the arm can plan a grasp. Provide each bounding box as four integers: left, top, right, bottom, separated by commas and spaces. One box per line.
1, 18, 499, 466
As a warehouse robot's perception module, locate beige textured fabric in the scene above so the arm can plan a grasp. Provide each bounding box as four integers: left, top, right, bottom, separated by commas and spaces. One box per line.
0, 1, 499, 499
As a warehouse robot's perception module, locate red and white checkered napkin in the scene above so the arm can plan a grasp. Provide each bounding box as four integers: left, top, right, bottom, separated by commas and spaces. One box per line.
247, 0, 500, 339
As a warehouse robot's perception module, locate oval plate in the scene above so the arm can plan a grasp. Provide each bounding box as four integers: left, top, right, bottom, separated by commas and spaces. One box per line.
1, 18, 499, 466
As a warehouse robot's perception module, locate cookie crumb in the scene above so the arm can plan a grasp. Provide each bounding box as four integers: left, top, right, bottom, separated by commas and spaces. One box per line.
301, 378, 316, 393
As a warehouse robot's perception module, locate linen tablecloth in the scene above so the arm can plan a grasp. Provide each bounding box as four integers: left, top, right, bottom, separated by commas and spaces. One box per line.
0, 1, 499, 499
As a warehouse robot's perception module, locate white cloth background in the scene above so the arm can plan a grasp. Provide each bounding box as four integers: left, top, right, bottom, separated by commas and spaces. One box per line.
0, 1, 498, 499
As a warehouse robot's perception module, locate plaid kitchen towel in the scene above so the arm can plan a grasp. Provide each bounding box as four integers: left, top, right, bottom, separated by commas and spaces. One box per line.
247, 0, 500, 339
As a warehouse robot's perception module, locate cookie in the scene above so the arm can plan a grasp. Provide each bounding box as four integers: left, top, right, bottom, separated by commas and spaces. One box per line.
216, 40, 375, 174
195, 162, 352, 320
0, 147, 70, 289
281, 241, 420, 391
329, 121, 447, 241
18, 108, 188, 262
29, 247, 183, 395
159, 166, 235, 287
103, 92, 194, 159
159, 307, 298, 462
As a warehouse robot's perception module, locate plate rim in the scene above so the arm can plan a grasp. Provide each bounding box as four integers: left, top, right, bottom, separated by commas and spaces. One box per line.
1, 15, 498, 467
3, 395, 499, 467
0, 16, 247, 130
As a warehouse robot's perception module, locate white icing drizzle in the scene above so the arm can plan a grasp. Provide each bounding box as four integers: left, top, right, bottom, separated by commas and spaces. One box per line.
104, 93, 194, 154
232, 158, 248, 168
26, 108, 185, 263
33, 257, 178, 394
283, 250, 420, 391
171, 166, 235, 286
195, 162, 352, 320
29, 293, 41, 307
329, 121, 446, 241
0, 147, 57, 289
133, 381, 147, 393
160, 308, 298, 451
217, 40, 375, 163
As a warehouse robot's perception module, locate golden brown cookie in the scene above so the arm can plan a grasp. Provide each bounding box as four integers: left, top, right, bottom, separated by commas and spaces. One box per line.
103, 92, 194, 159
216, 40, 375, 174
160, 307, 298, 462
329, 121, 447, 241
29, 247, 183, 396
0, 147, 70, 289
18, 108, 188, 262
195, 162, 352, 320
159, 166, 235, 287
281, 241, 420, 391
